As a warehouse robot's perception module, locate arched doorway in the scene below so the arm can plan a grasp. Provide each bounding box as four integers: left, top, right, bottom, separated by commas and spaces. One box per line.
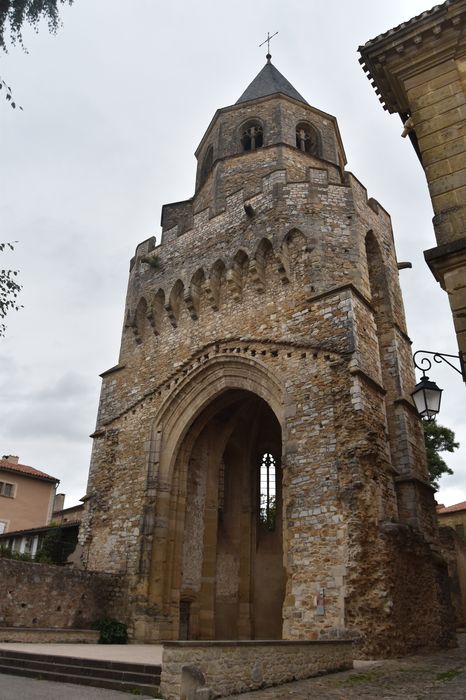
175, 389, 284, 640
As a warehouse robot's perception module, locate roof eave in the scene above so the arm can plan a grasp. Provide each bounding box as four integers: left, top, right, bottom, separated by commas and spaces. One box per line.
358, 0, 463, 113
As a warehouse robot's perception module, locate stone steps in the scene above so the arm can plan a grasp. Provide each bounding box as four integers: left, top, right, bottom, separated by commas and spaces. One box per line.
0, 648, 161, 696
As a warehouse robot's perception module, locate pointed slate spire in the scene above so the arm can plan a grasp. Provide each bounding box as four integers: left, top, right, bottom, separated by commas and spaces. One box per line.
236, 58, 308, 106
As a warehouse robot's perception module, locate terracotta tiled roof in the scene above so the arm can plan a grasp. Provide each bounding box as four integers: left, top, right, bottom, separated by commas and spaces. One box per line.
0, 459, 59, 483
437, 501, 466, 514
0, 521, 80, 539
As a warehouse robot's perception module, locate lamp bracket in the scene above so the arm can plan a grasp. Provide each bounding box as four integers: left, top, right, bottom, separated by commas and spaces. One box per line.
413, 350, 466, 382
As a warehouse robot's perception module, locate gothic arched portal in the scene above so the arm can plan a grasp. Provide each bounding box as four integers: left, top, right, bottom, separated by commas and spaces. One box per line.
167, 388, 284, 641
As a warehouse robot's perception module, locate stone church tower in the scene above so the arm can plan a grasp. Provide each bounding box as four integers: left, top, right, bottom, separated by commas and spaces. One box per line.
80, 57, 454, 655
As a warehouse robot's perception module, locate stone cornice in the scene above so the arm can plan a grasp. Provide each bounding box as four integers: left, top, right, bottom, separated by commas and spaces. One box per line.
358, 1, 465, 113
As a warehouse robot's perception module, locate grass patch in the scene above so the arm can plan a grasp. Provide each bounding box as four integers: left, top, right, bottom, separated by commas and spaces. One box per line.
328, 670, 382, 687
345, 672, 382, 685
435, 667, 463, 682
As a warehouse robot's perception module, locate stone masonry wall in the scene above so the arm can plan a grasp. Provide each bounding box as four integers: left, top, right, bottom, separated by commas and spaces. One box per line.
0, 559, 127, 630
345, 521, 456, 656
439, 525, 466, 628
160, 640, 353, 700
193, 93, 344, 194
80, 78, 453, 653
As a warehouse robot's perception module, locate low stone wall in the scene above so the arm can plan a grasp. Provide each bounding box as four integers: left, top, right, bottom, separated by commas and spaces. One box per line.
0, 559, 126, 630
160, 640, 353, 700
439, 526, 466, 628
0, 627, 99, 643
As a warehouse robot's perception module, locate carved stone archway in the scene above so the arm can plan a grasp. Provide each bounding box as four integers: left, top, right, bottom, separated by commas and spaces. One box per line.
145, 355, 286, 640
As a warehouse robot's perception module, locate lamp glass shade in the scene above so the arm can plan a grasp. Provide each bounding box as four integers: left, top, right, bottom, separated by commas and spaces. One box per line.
411, 375, 442, 419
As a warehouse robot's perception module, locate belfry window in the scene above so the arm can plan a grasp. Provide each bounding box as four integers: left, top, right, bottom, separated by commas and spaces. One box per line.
241, 122, 263, 152
296, 122, 319, 155
259, 452, 276, 530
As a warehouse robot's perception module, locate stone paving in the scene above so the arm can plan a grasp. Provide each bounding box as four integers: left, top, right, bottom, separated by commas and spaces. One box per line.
224, 634, 466, 700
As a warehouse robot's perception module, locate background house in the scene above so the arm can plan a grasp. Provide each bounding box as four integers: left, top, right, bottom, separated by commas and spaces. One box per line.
438, 500, 466, 539
0, 454, 59, 534
0, 494, 84, 563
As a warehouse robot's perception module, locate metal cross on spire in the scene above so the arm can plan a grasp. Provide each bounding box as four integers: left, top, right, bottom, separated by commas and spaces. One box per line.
259, 31, 278, 61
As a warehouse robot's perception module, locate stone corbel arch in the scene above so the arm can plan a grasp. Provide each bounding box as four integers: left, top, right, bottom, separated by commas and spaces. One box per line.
144, 353, 286, 637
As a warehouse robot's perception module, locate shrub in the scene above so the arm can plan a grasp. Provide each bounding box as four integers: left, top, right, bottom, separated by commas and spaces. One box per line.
0, 546, 32, 561
93, 617, 128, 644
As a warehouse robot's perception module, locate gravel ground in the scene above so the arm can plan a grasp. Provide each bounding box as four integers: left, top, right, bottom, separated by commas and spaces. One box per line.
1, 636, 466, 699
0, 673, 155, 699
223, 634, 466, 700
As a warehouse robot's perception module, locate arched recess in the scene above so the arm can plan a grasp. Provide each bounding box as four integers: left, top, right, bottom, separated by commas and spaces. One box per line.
365, 230, 397, 388
185, 268, 205, 320
282, 228, 309, 282
205, 259, 226, 310
148, 288, 166, 336
146, 355, 286, 641
250, 237, 275, 293
134, 297, 148, 343
365, 229, 400, 474
199, 145, 213, 187
166, 279, 185, 327
227, 249, 249, 301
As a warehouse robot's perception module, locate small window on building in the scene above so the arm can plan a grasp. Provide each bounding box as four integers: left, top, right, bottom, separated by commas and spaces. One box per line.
456, 524, 465, 540
0, 520, 7, 535
241, 122, 263, 152
0, 481, 14, 498
296, 122, 319, 155
24, 536, 34, 555
259, 452, 276, 530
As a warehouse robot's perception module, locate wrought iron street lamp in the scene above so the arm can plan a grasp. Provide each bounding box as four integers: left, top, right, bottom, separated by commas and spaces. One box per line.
411, 350, 466, 420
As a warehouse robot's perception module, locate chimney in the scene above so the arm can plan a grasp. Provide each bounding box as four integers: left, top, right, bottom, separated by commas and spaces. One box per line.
2, 455, 19, 464
53, 493, 66, 513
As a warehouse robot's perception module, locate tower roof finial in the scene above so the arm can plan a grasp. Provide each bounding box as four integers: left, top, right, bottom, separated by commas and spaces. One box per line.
259, 31, 278, 62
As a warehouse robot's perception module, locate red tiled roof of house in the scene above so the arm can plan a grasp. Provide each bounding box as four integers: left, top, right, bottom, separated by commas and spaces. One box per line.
0, 521, 80, 539
437, 501, 466, 514
0, 459, 59, 483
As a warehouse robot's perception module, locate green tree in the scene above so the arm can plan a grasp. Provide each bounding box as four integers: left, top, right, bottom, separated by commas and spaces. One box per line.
35, 524, 64, 564
423, 421, 459, 490
0, 242, 22, 336
1, 0, 74, 108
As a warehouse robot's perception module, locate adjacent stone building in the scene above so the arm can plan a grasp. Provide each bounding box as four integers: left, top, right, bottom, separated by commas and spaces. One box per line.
79, 57, 455, 655
358, 0, 466, 370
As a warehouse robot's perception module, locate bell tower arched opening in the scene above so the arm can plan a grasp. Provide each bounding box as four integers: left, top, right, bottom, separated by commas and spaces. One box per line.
175, 389, 284, 641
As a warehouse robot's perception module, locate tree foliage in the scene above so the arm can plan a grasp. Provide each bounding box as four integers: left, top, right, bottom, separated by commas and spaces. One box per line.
92, 618, 128, 645
423, 421, 459, 490
0, 0, 74, 108
34, 522, 76, 564
0, 242, 22, 337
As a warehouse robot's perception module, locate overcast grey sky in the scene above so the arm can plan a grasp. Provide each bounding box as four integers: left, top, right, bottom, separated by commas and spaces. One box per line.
0, 0, 464, 509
